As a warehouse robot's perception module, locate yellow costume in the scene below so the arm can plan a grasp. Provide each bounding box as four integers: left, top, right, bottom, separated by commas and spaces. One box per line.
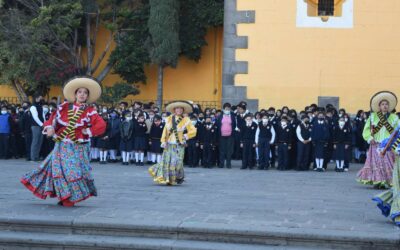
149, 112, 197, 185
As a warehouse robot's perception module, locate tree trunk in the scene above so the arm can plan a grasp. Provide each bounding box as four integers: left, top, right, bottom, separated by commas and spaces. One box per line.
157, 65, 164, 109
86, 14, 92, 75
10, 79, 28, 103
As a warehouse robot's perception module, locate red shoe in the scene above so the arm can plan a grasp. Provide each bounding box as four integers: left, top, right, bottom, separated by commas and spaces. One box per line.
60, 200, 75, 207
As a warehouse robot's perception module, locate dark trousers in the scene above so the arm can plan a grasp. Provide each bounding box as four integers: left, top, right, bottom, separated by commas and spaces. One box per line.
24, 132, 32, 160
258, 138, 271, 169
219, 136, 234, 167
242, 140, 254, 169
270, 144, 277, 167
278, 143, 289, 170
202, 143, 214, 168
187, 140, 199, 167
233, 131, 242, 160
0, 133, 10, 159
296, 141, 311, 170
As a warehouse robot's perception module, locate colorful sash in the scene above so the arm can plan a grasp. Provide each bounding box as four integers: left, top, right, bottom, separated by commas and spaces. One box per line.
54, 104, 87, 143
168, 115, 183, 145
373, 112, 394, 135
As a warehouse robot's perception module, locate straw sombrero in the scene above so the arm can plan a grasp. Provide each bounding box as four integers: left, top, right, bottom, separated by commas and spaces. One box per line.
63, 76, 102, 103
165, 100, 193, 114
370, 91, 397, 113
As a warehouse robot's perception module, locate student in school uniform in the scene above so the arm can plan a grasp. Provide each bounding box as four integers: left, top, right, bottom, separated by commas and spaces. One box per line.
276, 116, 292, 171
311, 112, 330, 172
134, 113, 148, 166
240, 114, 257, 170
199, 116, 217, 168
186, 114, 200, 168
149, 115, 164, 164
288, 110, 300, 169
296, 115, 312, 171
234, 103, 247, 160
98, 113, 111, 164
108, 109, 121, 163
333, 117, 352, 172
267, 107, 279, 168
120, 111, 134, 165
255, 114, 275, 170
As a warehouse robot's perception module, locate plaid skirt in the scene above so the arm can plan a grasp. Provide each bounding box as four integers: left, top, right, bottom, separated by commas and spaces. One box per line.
20, 141, 97, 204
148, 143, 185, 185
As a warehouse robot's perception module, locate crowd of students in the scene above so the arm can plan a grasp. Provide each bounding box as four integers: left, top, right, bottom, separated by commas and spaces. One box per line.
0, 97, 373, 172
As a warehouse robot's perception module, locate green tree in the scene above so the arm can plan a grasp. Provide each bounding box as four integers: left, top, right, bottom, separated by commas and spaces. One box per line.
146, 0, 180, 109
179, 0, 223, 61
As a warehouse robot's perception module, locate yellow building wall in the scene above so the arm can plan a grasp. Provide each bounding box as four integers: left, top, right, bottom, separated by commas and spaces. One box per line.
236, 0, 400, 113
0, 27, 223, 106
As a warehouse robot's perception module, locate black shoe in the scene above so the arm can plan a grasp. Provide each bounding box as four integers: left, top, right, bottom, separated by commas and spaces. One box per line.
218, 165, 224, 168
227, 165, 231, 169
240, 166, 247, 169
257, 167, 264, 170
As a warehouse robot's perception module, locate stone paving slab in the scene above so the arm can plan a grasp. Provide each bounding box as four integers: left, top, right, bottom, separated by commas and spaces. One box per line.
0, 160, 399, 240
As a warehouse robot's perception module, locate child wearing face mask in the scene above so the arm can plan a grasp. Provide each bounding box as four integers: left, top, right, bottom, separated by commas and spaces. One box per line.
98, 113, 111, 164
276, 116, 292, 171
108, 110, 121, 163
120, 111, 134, 165
149, 115, 164, 164
133, 113, 148, 166
333, 117, 352, 172
296, 115, 312, 171
0, 106, 11, 159
255, 114, 276, 170
311, 112, 331, 172
186, 114, 200, 168
240, 114, 257, 169
199, 116, 217, 168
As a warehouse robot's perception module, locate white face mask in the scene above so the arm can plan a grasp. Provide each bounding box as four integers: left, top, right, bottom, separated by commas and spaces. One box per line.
344, 118, 348, 122
1, 111, 7, 115
339, 121, 345, 127
162, 117, 167, 122
262, 118, 268, 124
191, 121, 197, 125
126, 117, 132, 121
102, 109, 107, 113
246, 120, 252, 126
43, 108, 49, 113
281, 122, 287, 127
224, 110, 230, 115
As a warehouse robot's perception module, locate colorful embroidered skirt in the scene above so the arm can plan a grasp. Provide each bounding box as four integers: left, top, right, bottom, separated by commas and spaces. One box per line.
356, 143, 394, 188
372, 155, 400, 227
148, 143, 185, 185
21, 141, 97, 204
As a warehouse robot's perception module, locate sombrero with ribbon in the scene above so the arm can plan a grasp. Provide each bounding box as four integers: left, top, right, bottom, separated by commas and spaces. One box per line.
63, 76, 102, 103
370, 91, 397, 113
165, 100, 193, 114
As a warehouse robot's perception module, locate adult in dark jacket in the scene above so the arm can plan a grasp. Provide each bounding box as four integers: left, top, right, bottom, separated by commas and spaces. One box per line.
20, 102, 32, 160
215, 103, 237, 168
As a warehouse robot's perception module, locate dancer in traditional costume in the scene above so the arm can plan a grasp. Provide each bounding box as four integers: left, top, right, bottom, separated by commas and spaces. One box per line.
357, 91, 398, 188
372, 124, 400, 227
21, 77, 106, 207
148, 101, 197, 185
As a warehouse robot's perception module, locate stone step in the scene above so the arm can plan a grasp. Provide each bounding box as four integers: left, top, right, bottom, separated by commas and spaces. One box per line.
0, 231, 321, 250
0, 218, 398, 250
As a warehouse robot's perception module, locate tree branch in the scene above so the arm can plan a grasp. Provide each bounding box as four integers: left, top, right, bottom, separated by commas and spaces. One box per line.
91, 31, 113, 74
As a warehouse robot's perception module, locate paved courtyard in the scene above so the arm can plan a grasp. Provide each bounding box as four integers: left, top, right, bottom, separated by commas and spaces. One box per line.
0, 160, 399, 243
